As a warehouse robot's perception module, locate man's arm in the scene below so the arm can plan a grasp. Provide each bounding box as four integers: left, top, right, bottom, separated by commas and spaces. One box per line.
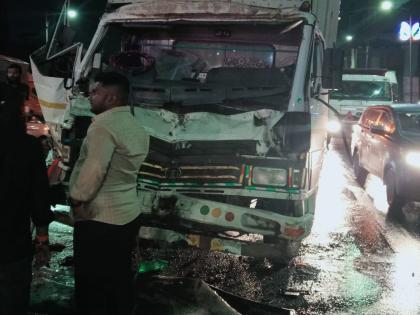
69, 124, 116, 204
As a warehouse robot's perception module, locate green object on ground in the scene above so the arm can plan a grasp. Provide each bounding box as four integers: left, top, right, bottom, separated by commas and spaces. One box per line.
138, 259, 168, 273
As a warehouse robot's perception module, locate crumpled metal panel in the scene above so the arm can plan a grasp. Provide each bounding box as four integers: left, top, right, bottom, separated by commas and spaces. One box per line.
115, 0, 303, 21
133, 107, 282, 154
134, 107, 282, 142
109, 0, 305, 10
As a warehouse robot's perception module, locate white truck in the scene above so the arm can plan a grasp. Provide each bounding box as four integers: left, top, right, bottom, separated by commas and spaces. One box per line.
327, 68, 399, 137
31, 0, 342, 261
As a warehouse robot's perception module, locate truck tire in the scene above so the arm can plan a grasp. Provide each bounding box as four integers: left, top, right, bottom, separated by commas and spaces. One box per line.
384, 169, 405, 219
353, 151, 368, 186
263, 237, 301, 264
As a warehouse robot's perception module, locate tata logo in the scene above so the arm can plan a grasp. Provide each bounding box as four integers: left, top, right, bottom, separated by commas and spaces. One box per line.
166, 167, 182, 179
174, 142, 192, 150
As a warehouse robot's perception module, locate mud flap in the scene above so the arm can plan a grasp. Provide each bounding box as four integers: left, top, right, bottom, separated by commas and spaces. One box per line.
135, 275, 295, 315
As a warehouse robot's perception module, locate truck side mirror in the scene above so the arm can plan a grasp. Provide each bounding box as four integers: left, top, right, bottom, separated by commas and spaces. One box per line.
275, 112, 311, 153
322, 48, 344, 90
370, 124, 386, 135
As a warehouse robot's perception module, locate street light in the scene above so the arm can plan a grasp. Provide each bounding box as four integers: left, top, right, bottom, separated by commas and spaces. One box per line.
67, 9, 78, 19
345, 35, 353, 42
380, 1, 393, 12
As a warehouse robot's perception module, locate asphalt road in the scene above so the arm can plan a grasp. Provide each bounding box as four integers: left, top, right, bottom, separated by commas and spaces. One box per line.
139, 138, 420, 315
31, 138, 420, 315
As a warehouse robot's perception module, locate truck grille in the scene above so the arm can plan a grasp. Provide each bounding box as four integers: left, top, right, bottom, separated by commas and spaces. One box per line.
139, 161, 244, 185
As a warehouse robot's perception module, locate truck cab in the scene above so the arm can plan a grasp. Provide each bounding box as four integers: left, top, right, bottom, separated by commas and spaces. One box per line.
330, 68, 399, 118
30, 0, 342, 261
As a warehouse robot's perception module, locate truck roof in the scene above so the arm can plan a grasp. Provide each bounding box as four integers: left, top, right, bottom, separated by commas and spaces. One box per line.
342, 68, 397, 84
107, 0, 307, 10
104, 0, 312, 25
104, 1, 339, 47
343, 68, 391, 76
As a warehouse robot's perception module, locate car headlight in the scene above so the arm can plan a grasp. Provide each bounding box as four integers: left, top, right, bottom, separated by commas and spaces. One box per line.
327, 120, 341, 133
405, 151, 420, 168
252, 167, 287, 186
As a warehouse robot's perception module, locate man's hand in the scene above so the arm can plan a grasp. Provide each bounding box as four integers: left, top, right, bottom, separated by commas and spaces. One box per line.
34, 243, 51, 269
72, 203, 94, 220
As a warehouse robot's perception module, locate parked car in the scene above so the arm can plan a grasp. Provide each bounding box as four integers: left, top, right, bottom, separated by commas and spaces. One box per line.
351, 104, 420, 216
26, 116, 49, 138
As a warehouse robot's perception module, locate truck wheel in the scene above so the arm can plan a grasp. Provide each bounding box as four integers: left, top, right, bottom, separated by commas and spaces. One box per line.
384, 169, 405, 219
280, 239, 301, 263
353, 151, 368, 186
268, 239, 301, 264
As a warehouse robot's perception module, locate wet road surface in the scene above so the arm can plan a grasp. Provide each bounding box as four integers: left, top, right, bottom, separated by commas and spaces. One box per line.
32, 139, 420, 314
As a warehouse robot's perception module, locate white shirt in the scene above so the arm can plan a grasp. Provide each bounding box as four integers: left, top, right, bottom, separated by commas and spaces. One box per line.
69, 106, 149, 225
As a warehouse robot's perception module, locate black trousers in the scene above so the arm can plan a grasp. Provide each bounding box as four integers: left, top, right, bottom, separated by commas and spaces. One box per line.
73, 215, 141, 315
0, 256, 32, 315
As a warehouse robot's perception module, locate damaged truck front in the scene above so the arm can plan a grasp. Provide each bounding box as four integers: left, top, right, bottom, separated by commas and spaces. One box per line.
31, 0, 342, 261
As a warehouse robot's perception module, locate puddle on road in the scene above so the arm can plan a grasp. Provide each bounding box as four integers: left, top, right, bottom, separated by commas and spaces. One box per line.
288, 148, 394, 314
31, 221, 74, 314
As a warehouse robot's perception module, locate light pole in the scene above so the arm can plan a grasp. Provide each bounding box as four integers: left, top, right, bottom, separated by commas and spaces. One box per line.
409, 16, 413, 103
380, 1, 419, 103
399, 17, 420, 103
45, 4, 78, 43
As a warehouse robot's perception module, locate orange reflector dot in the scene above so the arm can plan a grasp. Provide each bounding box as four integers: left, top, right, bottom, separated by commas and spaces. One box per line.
225, 212, 235, 222
211, 208, 222, 218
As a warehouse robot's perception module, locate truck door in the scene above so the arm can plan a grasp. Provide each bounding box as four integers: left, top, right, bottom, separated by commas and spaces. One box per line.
308, 36, 327, 188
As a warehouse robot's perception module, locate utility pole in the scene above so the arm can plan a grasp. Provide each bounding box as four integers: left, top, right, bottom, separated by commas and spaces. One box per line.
409, 16, 413, 103
45, 14, 49, 44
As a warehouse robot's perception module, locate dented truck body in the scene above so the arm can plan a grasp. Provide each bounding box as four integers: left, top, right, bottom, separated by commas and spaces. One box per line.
31, 0, 341, 260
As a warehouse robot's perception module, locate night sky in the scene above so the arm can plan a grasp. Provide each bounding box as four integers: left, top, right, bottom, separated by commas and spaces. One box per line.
338, 0, 420, 46
0, 0, 106, 60
0, 0, 419, 61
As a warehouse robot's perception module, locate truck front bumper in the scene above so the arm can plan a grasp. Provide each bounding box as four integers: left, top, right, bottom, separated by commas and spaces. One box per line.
139, 190, 316, 242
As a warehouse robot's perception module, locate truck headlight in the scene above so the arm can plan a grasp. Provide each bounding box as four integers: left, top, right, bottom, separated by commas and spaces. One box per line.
327, 120, 341, 133
252, 167, 287, 186
405, 151, 420, 168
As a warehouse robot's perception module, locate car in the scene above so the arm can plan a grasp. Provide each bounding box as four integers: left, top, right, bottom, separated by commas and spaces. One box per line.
26, 116, 49, 138
351, 104, 420, 216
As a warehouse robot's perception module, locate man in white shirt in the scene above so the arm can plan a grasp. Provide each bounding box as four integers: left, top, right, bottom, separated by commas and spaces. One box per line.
69, 72, 149, 315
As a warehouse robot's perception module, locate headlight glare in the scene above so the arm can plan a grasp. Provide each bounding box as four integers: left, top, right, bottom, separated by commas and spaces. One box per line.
252, 167, 287, 186
405, 151, 420, 168
327, 120, 341, 133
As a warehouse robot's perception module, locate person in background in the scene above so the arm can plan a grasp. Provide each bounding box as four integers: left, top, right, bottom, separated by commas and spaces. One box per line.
0, 86, 54, 315
68, 71, 149, 315
4, 63, 29, 103
39, 135, 53, 166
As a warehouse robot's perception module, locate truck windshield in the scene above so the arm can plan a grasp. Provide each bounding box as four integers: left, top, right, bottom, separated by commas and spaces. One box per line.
96, 23, 302, 113
330, 81, 392, 102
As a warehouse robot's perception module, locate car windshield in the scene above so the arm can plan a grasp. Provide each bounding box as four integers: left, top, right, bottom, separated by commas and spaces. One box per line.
397, 111, 420, 135
330, 80, 392, 101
